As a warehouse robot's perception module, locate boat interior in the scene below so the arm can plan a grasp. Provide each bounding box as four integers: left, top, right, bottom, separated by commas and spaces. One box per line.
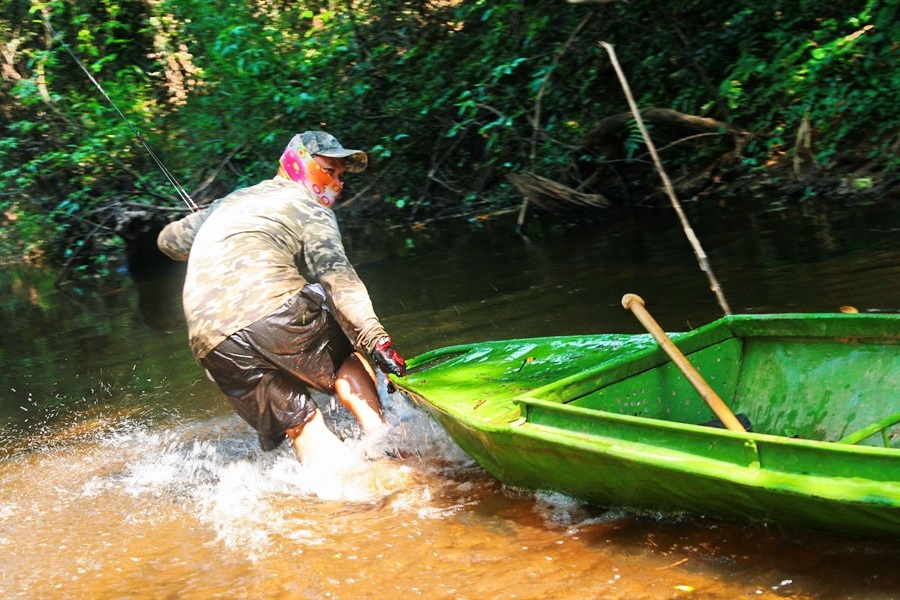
526, 320, 900, 448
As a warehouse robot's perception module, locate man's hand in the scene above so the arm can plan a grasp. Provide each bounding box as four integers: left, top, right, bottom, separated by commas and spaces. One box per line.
373, 337, 406, 377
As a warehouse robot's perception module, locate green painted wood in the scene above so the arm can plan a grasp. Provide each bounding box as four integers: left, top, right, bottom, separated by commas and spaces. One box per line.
394, 313, 900, 538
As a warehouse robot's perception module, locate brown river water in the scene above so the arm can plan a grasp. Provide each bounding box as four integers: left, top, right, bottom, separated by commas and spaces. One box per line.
1, 197, 899, 599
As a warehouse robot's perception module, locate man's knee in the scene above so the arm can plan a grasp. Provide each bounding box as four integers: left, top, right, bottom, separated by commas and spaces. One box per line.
285, 408, 319, 440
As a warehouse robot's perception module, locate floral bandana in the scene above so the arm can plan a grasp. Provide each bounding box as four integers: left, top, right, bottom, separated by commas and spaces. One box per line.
277, 134, 343, 208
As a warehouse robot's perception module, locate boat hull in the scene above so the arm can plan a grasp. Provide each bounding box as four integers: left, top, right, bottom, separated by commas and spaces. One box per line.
394, 314, 900, 538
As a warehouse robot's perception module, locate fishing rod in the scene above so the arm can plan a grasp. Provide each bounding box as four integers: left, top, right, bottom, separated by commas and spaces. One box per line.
42, 16, 199, 212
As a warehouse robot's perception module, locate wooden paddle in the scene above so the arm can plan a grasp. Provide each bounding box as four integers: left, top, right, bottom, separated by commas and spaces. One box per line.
622, 293, 747, 433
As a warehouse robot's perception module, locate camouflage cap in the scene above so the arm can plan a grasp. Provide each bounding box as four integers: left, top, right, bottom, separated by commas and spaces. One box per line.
300, 131, 368, 173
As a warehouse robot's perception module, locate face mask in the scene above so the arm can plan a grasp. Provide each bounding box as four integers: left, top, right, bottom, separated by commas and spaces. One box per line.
277, 134, 343, 208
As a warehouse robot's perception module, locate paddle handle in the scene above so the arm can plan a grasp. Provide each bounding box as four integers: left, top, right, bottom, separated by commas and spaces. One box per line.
622, 294, 746, 433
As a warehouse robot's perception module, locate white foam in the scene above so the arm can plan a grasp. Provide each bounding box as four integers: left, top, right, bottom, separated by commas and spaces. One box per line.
64, 392, 474, 559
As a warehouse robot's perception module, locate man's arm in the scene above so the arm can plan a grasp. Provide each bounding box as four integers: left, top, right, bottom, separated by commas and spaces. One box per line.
156, 203, 218, 260
302, 211, 388, 355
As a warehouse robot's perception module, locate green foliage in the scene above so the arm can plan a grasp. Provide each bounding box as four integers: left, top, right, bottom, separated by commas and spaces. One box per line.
1, 0, 896, 268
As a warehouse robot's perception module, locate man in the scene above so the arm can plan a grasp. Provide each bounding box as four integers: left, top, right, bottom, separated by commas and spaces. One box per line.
157, 130, 406, 467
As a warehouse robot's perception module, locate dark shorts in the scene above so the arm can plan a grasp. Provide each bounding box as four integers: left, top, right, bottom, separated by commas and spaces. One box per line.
201, 287, 353, 451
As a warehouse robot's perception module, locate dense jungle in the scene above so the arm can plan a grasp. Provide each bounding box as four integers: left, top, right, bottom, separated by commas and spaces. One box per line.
1, 0, 897, 277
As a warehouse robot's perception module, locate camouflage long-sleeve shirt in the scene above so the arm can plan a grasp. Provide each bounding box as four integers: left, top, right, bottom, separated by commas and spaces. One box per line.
157, 177, 388, 360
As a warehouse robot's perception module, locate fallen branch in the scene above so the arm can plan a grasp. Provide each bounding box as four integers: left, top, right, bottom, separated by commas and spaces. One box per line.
507, 172, 610, 213
581, 107, 750, 154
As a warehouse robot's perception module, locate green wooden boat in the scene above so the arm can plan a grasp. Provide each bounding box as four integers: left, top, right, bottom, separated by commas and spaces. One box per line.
391, 310, 900, 538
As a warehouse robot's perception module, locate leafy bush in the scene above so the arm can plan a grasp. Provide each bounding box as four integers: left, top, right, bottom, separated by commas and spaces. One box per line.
1, 0, 895, 267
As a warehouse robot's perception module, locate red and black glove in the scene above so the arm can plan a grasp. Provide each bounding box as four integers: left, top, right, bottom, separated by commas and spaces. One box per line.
372, 337, 406, 378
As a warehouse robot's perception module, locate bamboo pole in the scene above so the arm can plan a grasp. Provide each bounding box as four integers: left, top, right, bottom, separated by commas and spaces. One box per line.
600, 42, 731, 315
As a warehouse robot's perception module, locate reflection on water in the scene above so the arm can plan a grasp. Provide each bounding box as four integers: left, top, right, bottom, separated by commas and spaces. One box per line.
1, 198, 899, 598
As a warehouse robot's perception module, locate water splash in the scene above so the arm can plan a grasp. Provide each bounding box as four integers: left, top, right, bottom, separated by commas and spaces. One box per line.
55, 391, 474, 560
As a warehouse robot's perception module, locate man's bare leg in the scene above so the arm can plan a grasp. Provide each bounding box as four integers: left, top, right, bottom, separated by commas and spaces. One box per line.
334, 352, 385, 432
288, 409, 350, 466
